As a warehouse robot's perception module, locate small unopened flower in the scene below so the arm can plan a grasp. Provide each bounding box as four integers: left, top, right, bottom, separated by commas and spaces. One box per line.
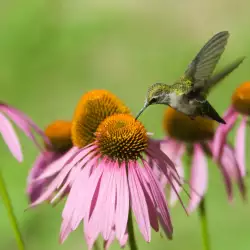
30, 90, 182, 249
214, 82, 249, 177
0, 102, 47, 162
27, 120, 72, 203
158, 107, 246, 213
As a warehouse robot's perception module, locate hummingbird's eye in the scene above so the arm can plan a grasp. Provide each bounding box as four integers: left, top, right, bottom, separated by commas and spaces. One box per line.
150, 97, 157, 104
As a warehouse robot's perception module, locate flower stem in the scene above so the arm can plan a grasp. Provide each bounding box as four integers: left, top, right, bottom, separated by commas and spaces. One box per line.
0, 170, 25, 250
198, 198, 211, 250
128, 210, 138, 250
93, 241, 100, 250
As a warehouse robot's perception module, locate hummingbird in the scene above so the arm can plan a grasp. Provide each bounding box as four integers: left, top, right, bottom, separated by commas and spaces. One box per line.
135, 31, 245, 124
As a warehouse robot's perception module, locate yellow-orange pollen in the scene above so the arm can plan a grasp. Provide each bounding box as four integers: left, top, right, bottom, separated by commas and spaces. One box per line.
71, 90, 130, 148
163, 108, 216, 142
95, 114, 148, 161
45, 120, 72, 152
232, 82, 250, 115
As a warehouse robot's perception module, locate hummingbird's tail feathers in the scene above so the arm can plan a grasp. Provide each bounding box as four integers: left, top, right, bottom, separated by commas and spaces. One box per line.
205, 102, 226, 124
209, 56, 246, 88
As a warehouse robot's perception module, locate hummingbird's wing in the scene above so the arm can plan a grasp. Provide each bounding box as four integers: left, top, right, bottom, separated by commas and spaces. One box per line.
183, 31, 230, 95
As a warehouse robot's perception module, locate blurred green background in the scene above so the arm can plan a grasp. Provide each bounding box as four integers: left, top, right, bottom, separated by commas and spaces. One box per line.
0, 0, 250, 249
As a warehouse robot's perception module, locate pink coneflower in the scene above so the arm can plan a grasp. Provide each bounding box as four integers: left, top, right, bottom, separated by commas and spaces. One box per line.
214, 82, 249, 178
0, 102, 47, 161
27, 120, 73, 203
29, 90, 183, 249
158, 107, 246, 213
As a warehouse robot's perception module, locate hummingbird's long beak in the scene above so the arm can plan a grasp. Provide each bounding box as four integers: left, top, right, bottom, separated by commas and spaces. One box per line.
135, 103, 149, 120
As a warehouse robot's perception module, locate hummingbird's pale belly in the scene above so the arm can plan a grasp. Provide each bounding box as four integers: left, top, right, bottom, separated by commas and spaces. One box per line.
167, 92, 197, 116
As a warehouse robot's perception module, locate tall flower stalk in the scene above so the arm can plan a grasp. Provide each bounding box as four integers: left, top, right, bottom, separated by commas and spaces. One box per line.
0, 171, 25, 250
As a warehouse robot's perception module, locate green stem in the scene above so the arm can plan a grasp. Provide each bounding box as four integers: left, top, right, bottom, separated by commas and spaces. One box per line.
198, 198, 211, 250
128, 210, 138, 250
93, 241, 100, 250
0, 170, 25, 250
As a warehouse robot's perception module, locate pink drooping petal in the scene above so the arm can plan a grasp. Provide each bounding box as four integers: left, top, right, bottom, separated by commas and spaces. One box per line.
104, 229, 115, 250
29, 162, 75, 207
235, 116, 247, 177
115, 162, 129, 241
60, 161, 104, 245
147, 140, 177, 175
69, 158, 101, 225
144, 162, 173, 239
63, 144, 97, 171
119, 232, 128, 248
219, 144, 246, 200
136, 166, 159, 232
27, 151, 60, 202
0, 112, 22, 162
0, 104, 50, 150
147, 148, 186, 211
128, 162, 151, 242
69, 157, 101, 230
158, 138, 185, 188
60, 217, 72, 244
188, 144, 208, 213
213, 107, 238, 161
50, 165, 82, 204
102, 164, 116, 240
35, 147, 80, 181
84, 162, 113, 248
170, 161, 184, 206
63, 163, 93, 229
160, 137, 185, 163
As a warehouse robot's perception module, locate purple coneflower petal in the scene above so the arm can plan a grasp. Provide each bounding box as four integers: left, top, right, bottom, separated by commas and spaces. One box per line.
84, 163, 111, 248
215, 144, 233, 201
128, 162, 151, 242
104, 229, 115, 250
0, 112, 22, 162
27, 151, 59, 202
188, 144, 208, 213
144, 162, 173, 239
0, 104, 50, 150
115, 162, 129, 241
221, 144, 246, 200
170, 161, 184, 206
136, 166, 159, 232
35, 147, 79, 181
147, 141, 177, 176
102, 164, 116, 240
50, 165, 82, 204
29, 162, 75, 207
235, 116, 247, 177
64, 163, 92, 229
213, 107, 238, 161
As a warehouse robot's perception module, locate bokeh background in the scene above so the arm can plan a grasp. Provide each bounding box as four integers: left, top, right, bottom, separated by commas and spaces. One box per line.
0, 0, 250, 249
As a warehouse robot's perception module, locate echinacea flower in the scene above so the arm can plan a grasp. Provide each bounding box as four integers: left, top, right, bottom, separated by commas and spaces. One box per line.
0, 102, 47, 162
27, 120, 72, 203
158, 107, 246, 213
214, 81, 249, 178
29, 90, 182, 249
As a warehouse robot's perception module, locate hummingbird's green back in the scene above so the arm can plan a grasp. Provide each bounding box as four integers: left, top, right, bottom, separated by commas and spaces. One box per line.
170, 78, 193, 95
